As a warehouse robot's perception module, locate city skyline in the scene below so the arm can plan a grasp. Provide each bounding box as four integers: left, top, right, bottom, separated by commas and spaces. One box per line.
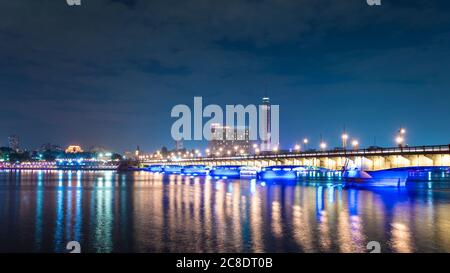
1, 0, 450, 152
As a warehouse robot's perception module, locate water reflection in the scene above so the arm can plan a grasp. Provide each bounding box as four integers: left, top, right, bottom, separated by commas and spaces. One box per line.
0, 170, 449, 253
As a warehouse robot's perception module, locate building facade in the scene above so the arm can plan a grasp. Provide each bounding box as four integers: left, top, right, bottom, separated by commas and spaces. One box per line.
260, 97, 272, 152
8, 135, 19, 152
209, 123, 251, 156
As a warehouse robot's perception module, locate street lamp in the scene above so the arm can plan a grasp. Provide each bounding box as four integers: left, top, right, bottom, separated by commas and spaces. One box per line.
320, 142, 327, 150
396, 128, 406, 147
303, 138, 309, 151
294, 144, 301, 152
272, 146, 279, 153
396, 136, 404, 146
341, 133, 349, 149
352, 140, 359, 149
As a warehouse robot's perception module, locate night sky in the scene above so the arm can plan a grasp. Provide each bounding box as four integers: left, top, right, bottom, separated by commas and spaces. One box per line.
1, 0, 450, 152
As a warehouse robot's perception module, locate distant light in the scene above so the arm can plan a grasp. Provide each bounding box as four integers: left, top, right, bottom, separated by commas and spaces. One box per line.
294, 144, 301, 151
303, 138, 309, 144
400, 128, 406, 134
396, 136, 404, 144
272, 146, 279, 152
352, 140, 359, 147
320, 142, 327, 150
341, 134, 348, 140
253, 144, 258, 149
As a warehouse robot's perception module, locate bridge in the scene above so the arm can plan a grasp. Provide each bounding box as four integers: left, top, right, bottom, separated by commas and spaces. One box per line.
142, 144, 450, 171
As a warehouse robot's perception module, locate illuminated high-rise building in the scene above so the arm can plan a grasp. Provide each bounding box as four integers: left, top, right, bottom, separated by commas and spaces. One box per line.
260, 97, 272, 152
209, 123, 250, 155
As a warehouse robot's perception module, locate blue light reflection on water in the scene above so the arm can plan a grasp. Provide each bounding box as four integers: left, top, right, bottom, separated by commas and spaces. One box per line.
0, 170, 450, 253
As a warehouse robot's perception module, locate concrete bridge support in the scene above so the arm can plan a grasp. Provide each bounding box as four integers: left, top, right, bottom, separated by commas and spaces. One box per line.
433, 154, 450, 166
409, 155, 434, 167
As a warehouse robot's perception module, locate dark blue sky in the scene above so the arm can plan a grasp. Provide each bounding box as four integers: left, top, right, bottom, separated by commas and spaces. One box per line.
1, 0, 450, 152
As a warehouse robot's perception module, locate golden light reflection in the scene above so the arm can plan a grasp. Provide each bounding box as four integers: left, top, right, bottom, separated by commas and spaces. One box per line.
391, 222, 413, 253
271, 201, 282, 238
250, 187, 263, 252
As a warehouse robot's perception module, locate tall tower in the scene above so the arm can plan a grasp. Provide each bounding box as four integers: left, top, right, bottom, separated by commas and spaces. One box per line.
260, 96, 272, 152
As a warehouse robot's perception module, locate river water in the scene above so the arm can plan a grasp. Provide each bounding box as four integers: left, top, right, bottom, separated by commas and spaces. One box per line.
0, 170, 449, 253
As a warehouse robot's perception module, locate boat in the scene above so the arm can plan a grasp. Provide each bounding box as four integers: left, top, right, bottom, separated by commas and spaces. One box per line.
147, 164, 164, 172
343, 168, 408, 187
239, 166, 260, 177
257, 165, 304, 180
162, 165, 183, 174
209, 165, 242, 179
181, 165, 210, 176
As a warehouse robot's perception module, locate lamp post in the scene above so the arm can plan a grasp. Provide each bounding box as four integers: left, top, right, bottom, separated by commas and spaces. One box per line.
352, 140, 359, 150
341, 133, 349, 150
396, 128, 406, 148
303, 138, 309, 151
272, 146, 279, 153
396, 136, 404, 147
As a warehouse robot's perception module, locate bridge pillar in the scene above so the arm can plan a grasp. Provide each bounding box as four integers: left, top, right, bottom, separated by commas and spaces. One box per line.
323, 157, 337, 170
336, 157, 346, 170
433, 154, 450, 166
409, 155, 433, 167
283, 158, 294, 165
303, 158, 313, 167
370, 156, 387, 170
389, 155, 410, 168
